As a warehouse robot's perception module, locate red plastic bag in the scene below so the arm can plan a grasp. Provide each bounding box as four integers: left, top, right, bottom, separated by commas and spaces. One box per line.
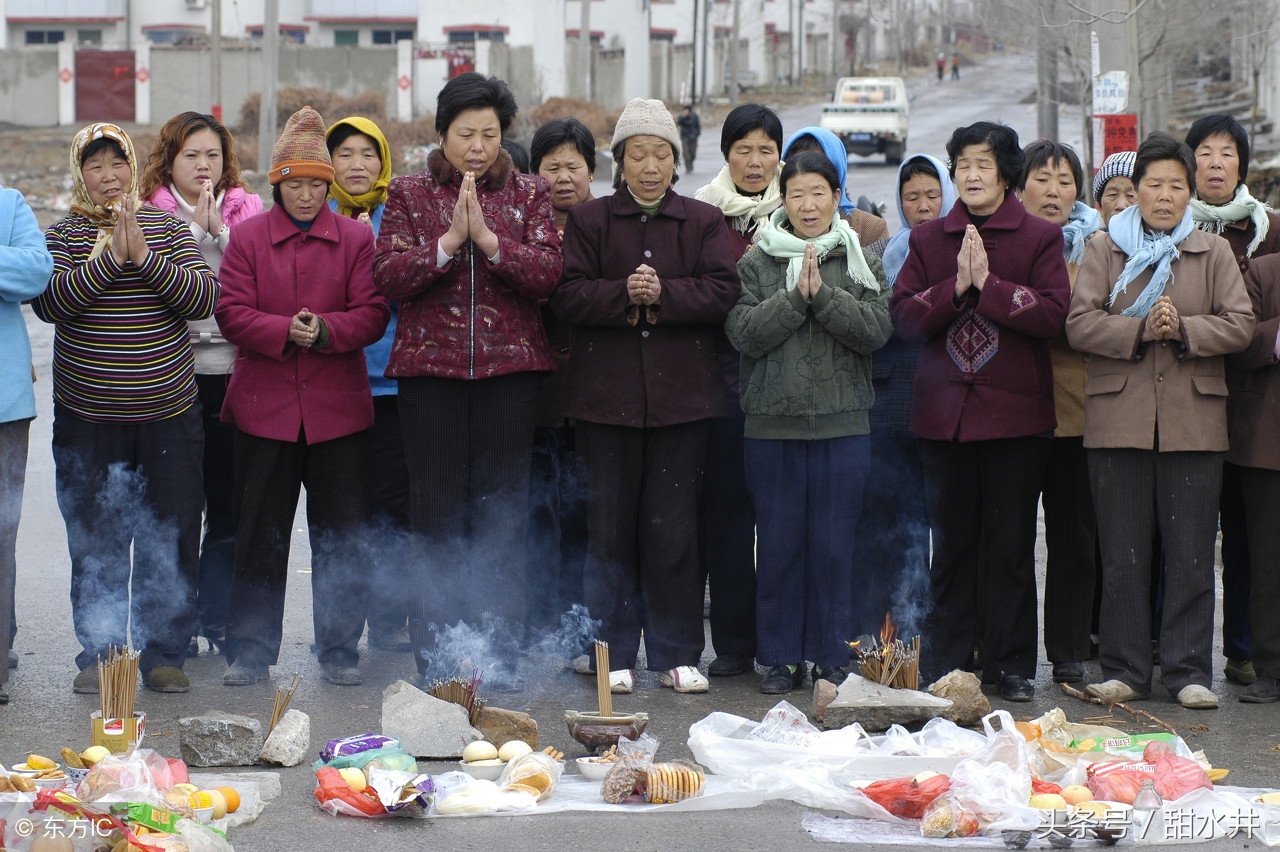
1143, 740, 1212, 801
859, 774, 951, 819
314, 766, 386, 817
1031, 777, 1062, 795
1086, 767, 1148, 804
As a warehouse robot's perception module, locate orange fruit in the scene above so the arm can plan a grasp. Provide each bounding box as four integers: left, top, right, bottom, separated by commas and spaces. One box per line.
216, 786, 240, 814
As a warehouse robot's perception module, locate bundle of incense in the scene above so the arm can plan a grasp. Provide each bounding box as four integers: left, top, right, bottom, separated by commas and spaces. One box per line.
852, 634, 920, 691
428, 670, 484, 725
98, 646, 140, 720
269, 673, 302, 734
595, 640, 612, 717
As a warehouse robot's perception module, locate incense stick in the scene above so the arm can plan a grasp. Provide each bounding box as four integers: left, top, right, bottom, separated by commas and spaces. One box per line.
269, 674, 302, 734
594, 640, 612, 717
98, 646, 140, 720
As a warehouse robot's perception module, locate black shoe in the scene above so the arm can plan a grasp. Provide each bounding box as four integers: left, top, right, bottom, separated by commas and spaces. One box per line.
708, 652, 751, 677
223, 658, 269, 686
1000, 674, 1034, 702
0, 685, 7, 703
1052, 662, 1084, 683
321, 659, 363, 686
760, 664, 806, 694
144, 665, 191, 693
1240, 675, 1280, 703
369, 626, 413, 653
814, 665, 849, 687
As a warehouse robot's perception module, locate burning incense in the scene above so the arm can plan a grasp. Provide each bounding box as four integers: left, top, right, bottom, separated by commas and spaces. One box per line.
428, 670, 485, 726
849, 614, 921, 691
594, 640, 612, 717
98, 646, 140, 721
269, 674, 302, 734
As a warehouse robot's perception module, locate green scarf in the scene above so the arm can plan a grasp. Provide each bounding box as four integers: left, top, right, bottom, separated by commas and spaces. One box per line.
694, 163, 783, 239
754, 205, 878, 292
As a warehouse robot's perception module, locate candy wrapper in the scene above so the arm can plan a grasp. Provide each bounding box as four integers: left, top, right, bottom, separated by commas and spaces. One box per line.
497, 752, 563, 802
644, 760, 705, 804
367, 768, 434, 817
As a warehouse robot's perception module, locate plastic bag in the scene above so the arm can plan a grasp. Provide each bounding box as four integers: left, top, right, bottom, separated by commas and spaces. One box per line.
313, 766, 385, 817
434, 779, 536, 814
600, 734, 657, 804
1086, 741, 1212, 805
920, 792, 981, 837
948, 710, 1040, 833
497, 751, 563, 802
78, 747, 173, 807
312, 745, 417, 774
644, 760, 706, 804
366, 768, 435, 817
856, 773, 950, 818
745, 701, 819, 747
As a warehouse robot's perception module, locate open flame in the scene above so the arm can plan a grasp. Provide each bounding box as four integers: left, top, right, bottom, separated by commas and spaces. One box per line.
880, 611, 897, 645
848, 611, 921, 691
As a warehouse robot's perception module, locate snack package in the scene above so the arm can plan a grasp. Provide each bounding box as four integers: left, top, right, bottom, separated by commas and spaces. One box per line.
497, 752, 563, 803
643, 760, 705, 804
600, 734, 658, 804
366, 768, 435, 817
858, 773, 951, 819
320, 734, 399, 762
920, 793, 981, 837
312, 745, 417, 774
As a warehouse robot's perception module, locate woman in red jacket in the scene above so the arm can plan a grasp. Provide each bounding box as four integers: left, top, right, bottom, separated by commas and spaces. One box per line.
373, 74, 562, 691
889, 121, 1070, 703
215, 107, 389, 687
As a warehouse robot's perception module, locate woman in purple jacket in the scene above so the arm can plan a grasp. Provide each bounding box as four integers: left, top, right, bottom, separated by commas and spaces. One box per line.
215, 107, 389, 688
889, 121, 1070, 703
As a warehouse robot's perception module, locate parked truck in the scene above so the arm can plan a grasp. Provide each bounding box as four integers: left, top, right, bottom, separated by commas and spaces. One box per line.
819, 77, 910, 165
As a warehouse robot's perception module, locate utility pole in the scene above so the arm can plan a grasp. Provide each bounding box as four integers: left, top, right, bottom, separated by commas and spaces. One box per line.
1036, 0, 1058, 141
211, 0, 222, 121
690, 0, 698, 105
700, 0, 709, 104
579, 0, 591, 100
729, 0, 740, 103
257, 0, 279, 175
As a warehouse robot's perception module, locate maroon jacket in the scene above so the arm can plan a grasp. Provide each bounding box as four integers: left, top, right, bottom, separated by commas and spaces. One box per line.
889, 193, 1070, 442
551, 188, 740, 428
373, 148, 563, 380
216, 205, 390, 443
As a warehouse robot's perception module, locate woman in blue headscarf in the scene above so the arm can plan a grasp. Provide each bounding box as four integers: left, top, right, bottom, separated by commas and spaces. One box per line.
782, 127, 889, 249
851, 153, 955, 641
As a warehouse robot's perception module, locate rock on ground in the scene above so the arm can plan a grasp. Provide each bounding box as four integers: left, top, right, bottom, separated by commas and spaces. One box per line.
927, 669, 990, 727
381, 679, 482, 758
178, 712, 264, 767
819, 673, 953, 731
258, 708, 311, 766
811, 679, 839, 723
474, 706, 538, 749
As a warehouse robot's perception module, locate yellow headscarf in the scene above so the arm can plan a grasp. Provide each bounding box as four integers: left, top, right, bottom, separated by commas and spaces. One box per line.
68, 122, 139, 260
324, 116, 392, 217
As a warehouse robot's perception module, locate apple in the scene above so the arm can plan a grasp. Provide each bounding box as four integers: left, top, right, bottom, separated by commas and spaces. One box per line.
1062, 785, 1093, 805
1029, 793, 1068, 810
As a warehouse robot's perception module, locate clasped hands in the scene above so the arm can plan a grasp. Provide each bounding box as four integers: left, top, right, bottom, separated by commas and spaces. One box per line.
1142, 295, 1183, 343
954, 224, 989, 298
108, 195, 150, 267
627, 263, 662, 306
194, 180, 224, 239
440, 172, 498, 259
795, 244, 824, 301
289, 307, 322, 350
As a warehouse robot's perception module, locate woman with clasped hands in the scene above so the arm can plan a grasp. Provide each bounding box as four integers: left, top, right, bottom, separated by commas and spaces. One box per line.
1066, 131, 1253, 710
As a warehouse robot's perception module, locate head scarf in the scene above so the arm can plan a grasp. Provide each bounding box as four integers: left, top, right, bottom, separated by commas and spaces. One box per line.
693, 163, 783, 240
1189, 183, 1272, 258
1106, 202, 1195, 318
881, 154, 957, 286
1062, 201, 1102, 265
325, 116, 393, 217
783, 126, 855, 215
69, 122, 139, 261
755, 205, 879, 293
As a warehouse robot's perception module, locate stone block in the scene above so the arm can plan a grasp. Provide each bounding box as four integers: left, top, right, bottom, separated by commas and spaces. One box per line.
820, 673, 953, 731
178, 712, 264, 767
927, 669, 990, 727
474, 706, 538, 748
381, 679, 482, 758
812, 679, 839, 723
258, 708, 310, 766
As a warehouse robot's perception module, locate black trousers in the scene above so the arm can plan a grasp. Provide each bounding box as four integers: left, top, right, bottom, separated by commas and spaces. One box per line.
1236, 466, 1280, 678
226, 429, 371, 667
53, 404, 204, 673
1041, 436, 1099, 663
398, 373, 539, 676
577, 419, 709, 671
698, 415, 757, 659
363, 394, 411, 636
194, 373, 236, 641
526, 425, 589, 639
918, 436, 1049, 682
1218, 462, 1252, 661
0, 419, 28, 687
1089, 448, 1221, 694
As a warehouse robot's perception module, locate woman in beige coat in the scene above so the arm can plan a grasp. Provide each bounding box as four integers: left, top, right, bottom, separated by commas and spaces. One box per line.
1066, 132, 1253, 710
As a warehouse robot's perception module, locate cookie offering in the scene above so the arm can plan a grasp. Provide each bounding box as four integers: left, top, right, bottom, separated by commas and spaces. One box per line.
645, 762, 705, 804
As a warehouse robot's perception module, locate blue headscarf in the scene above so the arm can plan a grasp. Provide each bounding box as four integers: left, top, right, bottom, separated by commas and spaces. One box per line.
783, 126, 856, 215
881, 154, 957, 286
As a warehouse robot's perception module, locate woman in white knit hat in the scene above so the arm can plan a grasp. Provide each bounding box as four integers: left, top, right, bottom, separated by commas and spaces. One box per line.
551, 98, 741, 694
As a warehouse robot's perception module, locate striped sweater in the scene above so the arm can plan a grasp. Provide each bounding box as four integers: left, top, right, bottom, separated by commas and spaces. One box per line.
32, 208, 219, 423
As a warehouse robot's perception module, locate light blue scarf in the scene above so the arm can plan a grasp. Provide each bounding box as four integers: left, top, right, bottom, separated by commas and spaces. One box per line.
881, 154, 957, 286
1062, 201, 1101, 265
1106, 203, 1195, 318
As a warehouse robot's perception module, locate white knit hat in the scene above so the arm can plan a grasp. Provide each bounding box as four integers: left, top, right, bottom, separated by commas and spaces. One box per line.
610, 98, 682, 156
1092, 150, 1136, 204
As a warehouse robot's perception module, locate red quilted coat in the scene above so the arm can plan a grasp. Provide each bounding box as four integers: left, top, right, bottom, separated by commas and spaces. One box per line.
373, 148, 563, 380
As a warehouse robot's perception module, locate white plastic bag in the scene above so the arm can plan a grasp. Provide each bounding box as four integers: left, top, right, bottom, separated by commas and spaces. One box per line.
947, 710, 1040, 834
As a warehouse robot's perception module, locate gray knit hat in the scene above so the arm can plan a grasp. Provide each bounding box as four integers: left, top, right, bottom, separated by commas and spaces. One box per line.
1092, 150, 1136, 203
610, 98, 682, 156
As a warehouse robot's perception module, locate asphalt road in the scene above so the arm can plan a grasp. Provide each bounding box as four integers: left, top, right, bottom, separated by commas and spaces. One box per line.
5, 50, 1276, 852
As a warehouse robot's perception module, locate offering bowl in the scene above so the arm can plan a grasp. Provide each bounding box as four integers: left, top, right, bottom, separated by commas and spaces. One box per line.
564, 710, 649, 754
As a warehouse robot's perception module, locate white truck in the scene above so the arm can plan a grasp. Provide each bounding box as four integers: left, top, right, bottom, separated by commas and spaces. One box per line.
819, 77, 910, 165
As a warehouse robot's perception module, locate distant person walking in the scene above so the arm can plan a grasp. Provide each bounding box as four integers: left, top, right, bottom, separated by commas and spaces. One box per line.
951, 54, 961, 80
936, 54, 946, 82
678, 104, 701, 174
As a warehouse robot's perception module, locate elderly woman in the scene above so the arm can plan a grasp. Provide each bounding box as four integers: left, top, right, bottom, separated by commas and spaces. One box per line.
1094, 151, 1136, 226
890, 121, 1070, 703
216, 107, 389, 687
374, 74, 562, 691
526, 118, 594, 644
140, 111, 263, 659
32, 123, 218, 694
1185, 115, 1280, 689
1016, 140, 1102, 685
1067, 131, 1253, 709
782, 127, 890, 249
0, 182, 53, 704
690, 103, 784, 677
551, 98, 739, 694
853, 154, 955, 641
726, 151, 891, 693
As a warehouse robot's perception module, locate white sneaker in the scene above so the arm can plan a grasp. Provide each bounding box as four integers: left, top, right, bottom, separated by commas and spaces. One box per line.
659, 665, 709, 694
1086, 679, 1145, 702
1177, 684, 1218, 709
571, 654, 593, 675
609, 669, 633, 694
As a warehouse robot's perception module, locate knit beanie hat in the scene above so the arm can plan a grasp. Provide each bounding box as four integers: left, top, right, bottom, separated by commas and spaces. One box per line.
610, 98, 682, 157
1092, 150, 1136, 204
269, 106, 335, 185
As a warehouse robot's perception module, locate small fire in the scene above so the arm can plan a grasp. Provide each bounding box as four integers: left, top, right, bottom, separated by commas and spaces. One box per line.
849, 611, 921, 691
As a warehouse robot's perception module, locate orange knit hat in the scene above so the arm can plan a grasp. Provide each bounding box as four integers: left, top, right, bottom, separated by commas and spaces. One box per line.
269, 106, 335, 185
